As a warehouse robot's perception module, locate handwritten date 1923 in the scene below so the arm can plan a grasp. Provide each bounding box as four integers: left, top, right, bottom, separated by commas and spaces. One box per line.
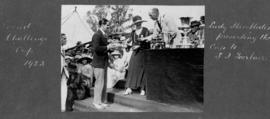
24, 60, 45, 68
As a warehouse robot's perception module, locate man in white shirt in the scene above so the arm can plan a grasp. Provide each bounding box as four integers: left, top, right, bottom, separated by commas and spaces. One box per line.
61, 33, 69, 112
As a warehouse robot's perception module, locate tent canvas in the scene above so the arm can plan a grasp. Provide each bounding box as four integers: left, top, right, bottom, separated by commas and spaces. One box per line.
61, 8, 94, 49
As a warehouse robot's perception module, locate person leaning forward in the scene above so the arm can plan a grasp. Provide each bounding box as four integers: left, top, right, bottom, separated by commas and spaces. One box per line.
91, 18, 120, 110
143, 8, 178, 48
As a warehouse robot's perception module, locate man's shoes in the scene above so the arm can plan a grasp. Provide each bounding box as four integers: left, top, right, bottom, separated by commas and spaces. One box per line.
140, 90, 145, 96
124, 88, 132, 95
92, 103, 105, 110
101, 103, 109, 107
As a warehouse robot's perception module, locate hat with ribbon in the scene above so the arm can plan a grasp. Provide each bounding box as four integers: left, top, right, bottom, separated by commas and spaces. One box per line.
190, 21, 201, 28
131, 15, 147, 26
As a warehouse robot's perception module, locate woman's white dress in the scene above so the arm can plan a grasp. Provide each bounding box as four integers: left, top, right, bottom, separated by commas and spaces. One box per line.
107, 57, 126, 88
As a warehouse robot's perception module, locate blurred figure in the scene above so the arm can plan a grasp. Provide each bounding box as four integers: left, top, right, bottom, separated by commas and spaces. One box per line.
65, 56, 77, 111
122, 46, 133, 69
187, 21, 201, 48
107, 50, 126, 88
199, 16, 205, 48
200, 16, 205, 26
81, 48, 92, 59
75, 50, 82, 57
113, 21, 124, 33
75, 41, 83, 52
77, 56, 94, 99
122, 13, 134, 33
60, 33, 69, 112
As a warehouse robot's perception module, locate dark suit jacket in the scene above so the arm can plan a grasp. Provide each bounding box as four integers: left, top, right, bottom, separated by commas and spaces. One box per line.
91, 30, 109, 68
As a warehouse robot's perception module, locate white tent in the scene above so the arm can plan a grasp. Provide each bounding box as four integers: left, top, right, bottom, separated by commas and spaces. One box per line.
61, 7, 94, 49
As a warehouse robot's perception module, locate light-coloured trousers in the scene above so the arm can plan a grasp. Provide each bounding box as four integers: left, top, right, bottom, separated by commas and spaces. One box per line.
93, 68, 107, 104
61, 74, 68, 112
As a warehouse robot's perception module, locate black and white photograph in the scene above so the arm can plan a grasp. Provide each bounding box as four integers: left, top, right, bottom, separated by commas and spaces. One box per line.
2, 0, 270, 118
60, 5, 205, 112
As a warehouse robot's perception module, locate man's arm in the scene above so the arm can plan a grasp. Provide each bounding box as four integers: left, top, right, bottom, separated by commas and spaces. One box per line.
141, 23, 159, 42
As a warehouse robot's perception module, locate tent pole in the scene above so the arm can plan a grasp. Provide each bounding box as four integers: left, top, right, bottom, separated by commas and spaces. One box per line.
74, 6, 77, 12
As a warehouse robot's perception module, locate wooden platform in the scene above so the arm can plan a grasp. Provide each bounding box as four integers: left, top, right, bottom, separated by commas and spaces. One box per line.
73, 88, 203, 112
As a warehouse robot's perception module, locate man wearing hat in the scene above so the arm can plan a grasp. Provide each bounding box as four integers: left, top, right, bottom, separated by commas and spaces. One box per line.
144, 8, 178, 48
187, 21, 202, 48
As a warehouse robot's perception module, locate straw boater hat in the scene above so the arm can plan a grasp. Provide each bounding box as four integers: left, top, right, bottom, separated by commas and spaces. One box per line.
131, 15, 147, 26
65, 56, 73, 60
78, 56, 92, 63
74, 55, 82, 59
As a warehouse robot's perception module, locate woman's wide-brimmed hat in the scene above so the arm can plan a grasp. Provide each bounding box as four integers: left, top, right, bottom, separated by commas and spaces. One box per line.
65, 56, 73, 60
77, 56, 92, 63
74, 55, 82, 59
131, 15, 147, 26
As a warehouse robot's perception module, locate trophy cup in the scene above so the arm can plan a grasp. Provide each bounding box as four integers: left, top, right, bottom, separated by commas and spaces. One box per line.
179, 17, 192, 48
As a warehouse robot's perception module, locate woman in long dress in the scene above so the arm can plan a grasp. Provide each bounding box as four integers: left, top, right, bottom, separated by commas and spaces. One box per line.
124, 15, 150, 95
